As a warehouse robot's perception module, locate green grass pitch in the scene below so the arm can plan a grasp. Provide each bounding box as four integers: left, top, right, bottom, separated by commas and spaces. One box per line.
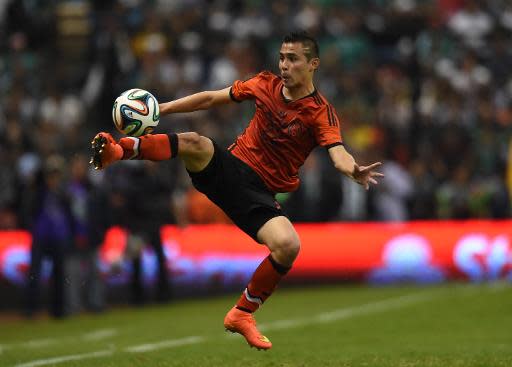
1, 283, 511, 367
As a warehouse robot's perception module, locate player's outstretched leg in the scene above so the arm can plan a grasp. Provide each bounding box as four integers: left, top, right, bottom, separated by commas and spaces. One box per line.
89, 132, 178, 170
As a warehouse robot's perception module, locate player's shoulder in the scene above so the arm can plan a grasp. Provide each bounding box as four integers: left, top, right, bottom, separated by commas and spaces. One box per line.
243, 71, 281, 94
307, 92, 339, 124
241, 70, 279, 83
255, 70, 280, 81
305, 91, 335, 112
253, 71, 281, 89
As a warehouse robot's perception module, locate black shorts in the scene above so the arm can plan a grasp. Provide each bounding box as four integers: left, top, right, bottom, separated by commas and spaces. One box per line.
187, 142, 284, 242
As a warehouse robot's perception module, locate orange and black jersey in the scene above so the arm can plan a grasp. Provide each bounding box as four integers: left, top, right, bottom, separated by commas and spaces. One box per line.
228, 71, 343, 193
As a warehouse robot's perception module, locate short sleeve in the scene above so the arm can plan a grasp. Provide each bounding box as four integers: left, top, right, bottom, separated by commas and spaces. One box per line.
313, 105, 343, 147
230, 72, 270, 102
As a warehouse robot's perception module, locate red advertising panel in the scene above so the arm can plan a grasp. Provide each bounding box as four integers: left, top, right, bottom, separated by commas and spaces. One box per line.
1, 221, 511, 287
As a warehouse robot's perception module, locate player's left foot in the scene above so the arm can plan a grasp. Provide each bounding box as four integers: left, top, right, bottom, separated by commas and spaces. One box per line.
90, 132, 123, 170
224, 307, 272, 350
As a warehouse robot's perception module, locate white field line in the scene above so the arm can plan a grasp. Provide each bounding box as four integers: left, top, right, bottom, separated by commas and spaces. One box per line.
258, 291, 436, 332
20, 339, 56, 349
13, 349, 113, 367
81, 328, 118, 341
1, 328, 117, 351
124, 336, 205, 353
10, 290, 441, 367
11, 337, 204, 367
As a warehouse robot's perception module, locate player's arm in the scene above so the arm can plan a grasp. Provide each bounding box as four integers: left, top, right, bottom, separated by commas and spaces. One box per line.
159, 87, 233, 116
328, 144, 384, 190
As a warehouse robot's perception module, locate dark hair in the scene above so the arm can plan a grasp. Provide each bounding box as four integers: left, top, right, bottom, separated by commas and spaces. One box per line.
282, 31, 319, 60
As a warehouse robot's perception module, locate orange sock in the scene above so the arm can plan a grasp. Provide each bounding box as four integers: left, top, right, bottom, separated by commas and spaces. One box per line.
119, 133, 178, 161
236, 255, 290, 313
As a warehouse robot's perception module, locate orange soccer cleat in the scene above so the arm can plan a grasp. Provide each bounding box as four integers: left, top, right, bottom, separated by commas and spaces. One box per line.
89, 132, 124, 170
224, 307, 272, 350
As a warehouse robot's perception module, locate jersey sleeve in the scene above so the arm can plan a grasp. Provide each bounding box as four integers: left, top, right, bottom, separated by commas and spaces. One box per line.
229, 71, 271, 102
313, 105, 343, 147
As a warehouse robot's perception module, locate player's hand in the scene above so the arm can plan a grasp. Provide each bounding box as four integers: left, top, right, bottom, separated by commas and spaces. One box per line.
352, 162, 384, 190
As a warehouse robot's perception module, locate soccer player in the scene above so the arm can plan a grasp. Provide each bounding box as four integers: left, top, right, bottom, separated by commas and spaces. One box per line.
90, 31, 383, 350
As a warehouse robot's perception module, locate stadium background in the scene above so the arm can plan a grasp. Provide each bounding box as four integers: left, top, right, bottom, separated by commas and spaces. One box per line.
0, 0, 511, 308
1, 1, 512, 366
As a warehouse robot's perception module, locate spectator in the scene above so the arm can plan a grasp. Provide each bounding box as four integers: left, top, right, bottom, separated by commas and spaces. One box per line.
66, 154, 106, 314
447, 0, 494, 50
22, 155, 75, 318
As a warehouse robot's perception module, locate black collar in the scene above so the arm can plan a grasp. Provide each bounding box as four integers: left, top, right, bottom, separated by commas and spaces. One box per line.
280, 84, 317, 104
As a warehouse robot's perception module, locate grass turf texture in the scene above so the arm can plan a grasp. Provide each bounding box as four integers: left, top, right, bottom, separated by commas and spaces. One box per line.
1, 283, 511, 367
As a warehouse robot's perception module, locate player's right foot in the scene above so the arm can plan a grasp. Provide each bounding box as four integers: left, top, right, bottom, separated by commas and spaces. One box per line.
90, 132, 123, 170
224, 307, 272, 350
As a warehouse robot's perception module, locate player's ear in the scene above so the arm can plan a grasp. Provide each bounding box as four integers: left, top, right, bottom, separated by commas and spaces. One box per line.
310, 57, 320, 71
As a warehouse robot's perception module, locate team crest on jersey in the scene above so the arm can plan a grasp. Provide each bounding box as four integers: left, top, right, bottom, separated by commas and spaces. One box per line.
286, 118, 305, 137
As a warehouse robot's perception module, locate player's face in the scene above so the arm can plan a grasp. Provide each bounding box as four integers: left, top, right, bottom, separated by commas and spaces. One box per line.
279, 42, 317, 89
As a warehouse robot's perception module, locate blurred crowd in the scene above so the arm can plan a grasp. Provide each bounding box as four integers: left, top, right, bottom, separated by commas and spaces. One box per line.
0, 0, 512, 314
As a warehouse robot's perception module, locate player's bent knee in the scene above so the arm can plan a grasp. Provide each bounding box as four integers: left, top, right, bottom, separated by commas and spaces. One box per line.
178, 132, 211, 155
270, 233, 301, 265
178, 132, 214, 172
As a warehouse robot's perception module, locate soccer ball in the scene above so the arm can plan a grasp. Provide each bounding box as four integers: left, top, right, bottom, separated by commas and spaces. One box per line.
112, 88, 160, 137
